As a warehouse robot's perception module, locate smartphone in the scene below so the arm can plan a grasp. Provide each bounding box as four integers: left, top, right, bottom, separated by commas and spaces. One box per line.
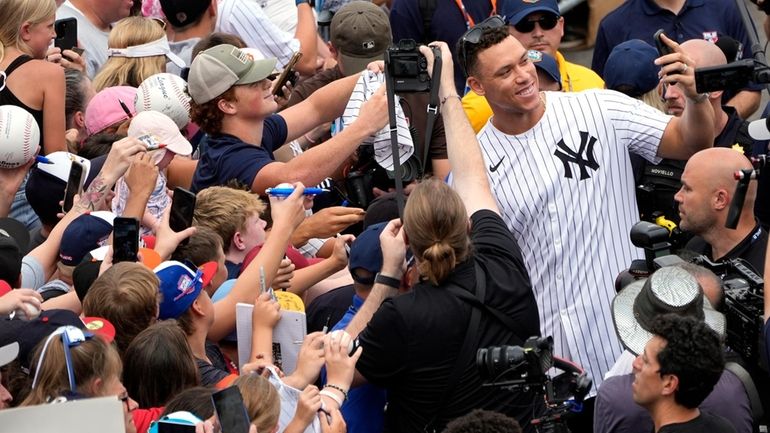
211, 387, 251, 433
653, 29, 673, 58
112, 217, 140, 263
272, 52, 303, 96
54, 18, 78, 52
62, 160, 86, 213
156, 421, 196, 433
169, 187, 196, 233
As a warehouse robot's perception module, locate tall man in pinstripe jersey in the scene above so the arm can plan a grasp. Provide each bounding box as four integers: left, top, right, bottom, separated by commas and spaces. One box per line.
458, 24, 715, 391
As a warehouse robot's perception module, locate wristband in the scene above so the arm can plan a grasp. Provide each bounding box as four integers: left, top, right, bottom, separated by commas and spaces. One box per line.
324, 384, 349, 401
320, 389, 343, 406
375, 273, 400, 289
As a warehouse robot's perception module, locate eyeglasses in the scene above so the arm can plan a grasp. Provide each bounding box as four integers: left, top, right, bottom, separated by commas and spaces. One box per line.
459, 15, 506, 76
512, 14, 560, 33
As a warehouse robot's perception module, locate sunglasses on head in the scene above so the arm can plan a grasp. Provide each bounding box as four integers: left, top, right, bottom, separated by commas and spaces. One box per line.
459, 15, 506, 76
512, 14, 559, 33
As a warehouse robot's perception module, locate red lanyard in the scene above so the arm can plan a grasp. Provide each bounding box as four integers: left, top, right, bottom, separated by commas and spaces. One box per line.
453, 0, 497, 28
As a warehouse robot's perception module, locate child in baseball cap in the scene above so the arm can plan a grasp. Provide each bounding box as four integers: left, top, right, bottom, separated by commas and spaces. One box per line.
112, 110, 193, 235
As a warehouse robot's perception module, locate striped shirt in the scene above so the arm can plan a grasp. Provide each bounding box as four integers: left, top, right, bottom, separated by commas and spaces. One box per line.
478, 89, 671, 391
217, 0, 300, 68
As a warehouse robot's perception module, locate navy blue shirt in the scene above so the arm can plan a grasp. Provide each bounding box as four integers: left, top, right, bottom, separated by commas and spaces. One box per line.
592, 0, 752, 77
190, 114, 289, 193
390, 0, 494, 95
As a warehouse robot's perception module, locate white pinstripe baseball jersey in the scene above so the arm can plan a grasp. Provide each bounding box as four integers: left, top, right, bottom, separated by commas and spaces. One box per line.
477, 89, 671, 391
217, 0, 301, 68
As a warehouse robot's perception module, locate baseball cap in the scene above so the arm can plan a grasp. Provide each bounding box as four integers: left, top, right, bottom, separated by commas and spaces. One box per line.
611, 266, 725, 356
85, 86, 138, 136
148, 412, 203, 433
188, 44, 277, 104
0, 309, 114, 368
502, 0, 560, 26
155, 260, 217, 319
330, 1, 392, 75
528, 50, 561, 89
603, 39, 660, 98
128, 111, 193, 156
348, 222, 386, 284
159, 0, 211, 28
59, 212, 115, 266
34, 151, 91, 183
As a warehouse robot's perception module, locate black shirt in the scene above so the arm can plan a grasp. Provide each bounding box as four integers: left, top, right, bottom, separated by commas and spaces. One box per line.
656, 411, 736, 433
685, 223, 767, 276
356, 210, 541, 433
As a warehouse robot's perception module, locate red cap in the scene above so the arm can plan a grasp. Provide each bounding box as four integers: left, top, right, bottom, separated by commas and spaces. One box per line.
82, 317, 116, 343
199, 261, 218, 286
0, 280, 11, 297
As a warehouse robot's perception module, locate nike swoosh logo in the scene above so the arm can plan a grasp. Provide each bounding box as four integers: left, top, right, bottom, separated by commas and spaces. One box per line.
489, 156, 505, 172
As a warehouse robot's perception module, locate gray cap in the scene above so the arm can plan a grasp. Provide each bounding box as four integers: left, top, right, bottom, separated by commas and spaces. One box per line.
187, 44, 277, 104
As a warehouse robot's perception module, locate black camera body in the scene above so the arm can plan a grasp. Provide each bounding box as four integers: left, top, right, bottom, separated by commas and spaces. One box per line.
386, 39, 431, 93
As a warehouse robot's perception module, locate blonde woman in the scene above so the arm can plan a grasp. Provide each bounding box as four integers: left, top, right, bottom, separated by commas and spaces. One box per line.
0, 0, 65, 154
92, 16, 185, 92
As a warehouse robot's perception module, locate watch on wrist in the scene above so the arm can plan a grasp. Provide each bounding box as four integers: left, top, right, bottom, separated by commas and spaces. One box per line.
374, 273, 400, 289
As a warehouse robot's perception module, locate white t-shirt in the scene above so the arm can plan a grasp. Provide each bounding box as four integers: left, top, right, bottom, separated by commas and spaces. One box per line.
477, 89, 671, 392
56, 1, 110, 78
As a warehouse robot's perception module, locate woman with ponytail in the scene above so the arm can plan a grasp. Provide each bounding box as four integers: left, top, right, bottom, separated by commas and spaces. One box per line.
325, 42, 542, 433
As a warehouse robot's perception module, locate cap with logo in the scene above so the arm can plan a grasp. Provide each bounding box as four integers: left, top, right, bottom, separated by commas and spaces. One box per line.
187, 44, 277, 104
155, 260, 217, 319
128, 111, 193, 156
502, 0, 560, 26
528, 50, 561, 89
330, 1, 392, 75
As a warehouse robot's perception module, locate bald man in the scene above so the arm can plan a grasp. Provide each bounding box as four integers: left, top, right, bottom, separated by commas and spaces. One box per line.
676, 147, 767, 274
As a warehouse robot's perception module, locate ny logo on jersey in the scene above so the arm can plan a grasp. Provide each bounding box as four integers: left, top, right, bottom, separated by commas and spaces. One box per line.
553, 131, 600, 180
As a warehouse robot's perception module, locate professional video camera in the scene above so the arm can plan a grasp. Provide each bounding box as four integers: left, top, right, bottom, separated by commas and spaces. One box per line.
477, 337, 592, 433
623, 221, 767, 371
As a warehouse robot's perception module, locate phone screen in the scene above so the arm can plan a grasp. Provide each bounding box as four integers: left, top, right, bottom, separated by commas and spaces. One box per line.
62, 161, 85, 213
156, 421, 197, 433
54, 18, 78, 52
112, 217, 139, 263
212, 387, 251, 433
169, 187, 196, 234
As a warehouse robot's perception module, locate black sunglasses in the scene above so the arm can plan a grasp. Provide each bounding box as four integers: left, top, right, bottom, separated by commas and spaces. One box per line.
512, 14, 560, 33
459, 15, 506, 76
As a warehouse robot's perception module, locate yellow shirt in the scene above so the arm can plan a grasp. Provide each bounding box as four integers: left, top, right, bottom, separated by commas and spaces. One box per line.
462, 51, 605, 132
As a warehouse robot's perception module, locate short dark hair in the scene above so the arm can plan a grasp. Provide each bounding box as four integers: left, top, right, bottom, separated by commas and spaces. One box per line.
191, 32, 247, 60
171, 226, 223, 266
442, 409, 522, 433
64, 69, 88, 130
456, 26, 510, 76
651, 314, 725, 409
162, 386, 215, 420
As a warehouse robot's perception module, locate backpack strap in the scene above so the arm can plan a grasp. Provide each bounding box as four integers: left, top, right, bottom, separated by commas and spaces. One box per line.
724, 361, 764, 424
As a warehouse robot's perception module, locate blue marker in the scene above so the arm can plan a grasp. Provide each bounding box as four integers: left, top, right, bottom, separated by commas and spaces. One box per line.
35, 155, 53, 164
265, 187, 328, 196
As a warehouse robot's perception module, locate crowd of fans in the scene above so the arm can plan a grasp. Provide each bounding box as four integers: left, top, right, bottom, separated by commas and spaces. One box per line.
0, 0, 769, 432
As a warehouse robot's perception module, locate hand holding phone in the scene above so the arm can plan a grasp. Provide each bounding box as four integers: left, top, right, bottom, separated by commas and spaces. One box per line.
653, 29, 674, 62
272, 52, 303, 96
54, 18, 78, 53
169, 187, 196, 233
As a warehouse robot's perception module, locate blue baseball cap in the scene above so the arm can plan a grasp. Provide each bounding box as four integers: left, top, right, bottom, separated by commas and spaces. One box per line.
155, 261, 205, 320
148, 411, 203, 433
348, 222, 387, 285
502, 0, 560, 26
59, 212, 115, 266
529, 50, 561, 89
603, 39, 660, 97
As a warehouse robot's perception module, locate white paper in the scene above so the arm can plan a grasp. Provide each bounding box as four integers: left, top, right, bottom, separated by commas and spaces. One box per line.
0, 396, 124, 433
236, 302, 307, 374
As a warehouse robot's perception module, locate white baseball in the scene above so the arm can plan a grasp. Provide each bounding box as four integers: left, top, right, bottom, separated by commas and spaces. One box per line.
134, 73, 191, 129
0, 105, 40, 169
14, 301, 41, 321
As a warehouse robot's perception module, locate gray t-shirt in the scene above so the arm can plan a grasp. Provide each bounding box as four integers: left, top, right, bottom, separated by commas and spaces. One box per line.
167, 38, 200, 77
21, 255, 45, 290
56, 1, 110, 78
